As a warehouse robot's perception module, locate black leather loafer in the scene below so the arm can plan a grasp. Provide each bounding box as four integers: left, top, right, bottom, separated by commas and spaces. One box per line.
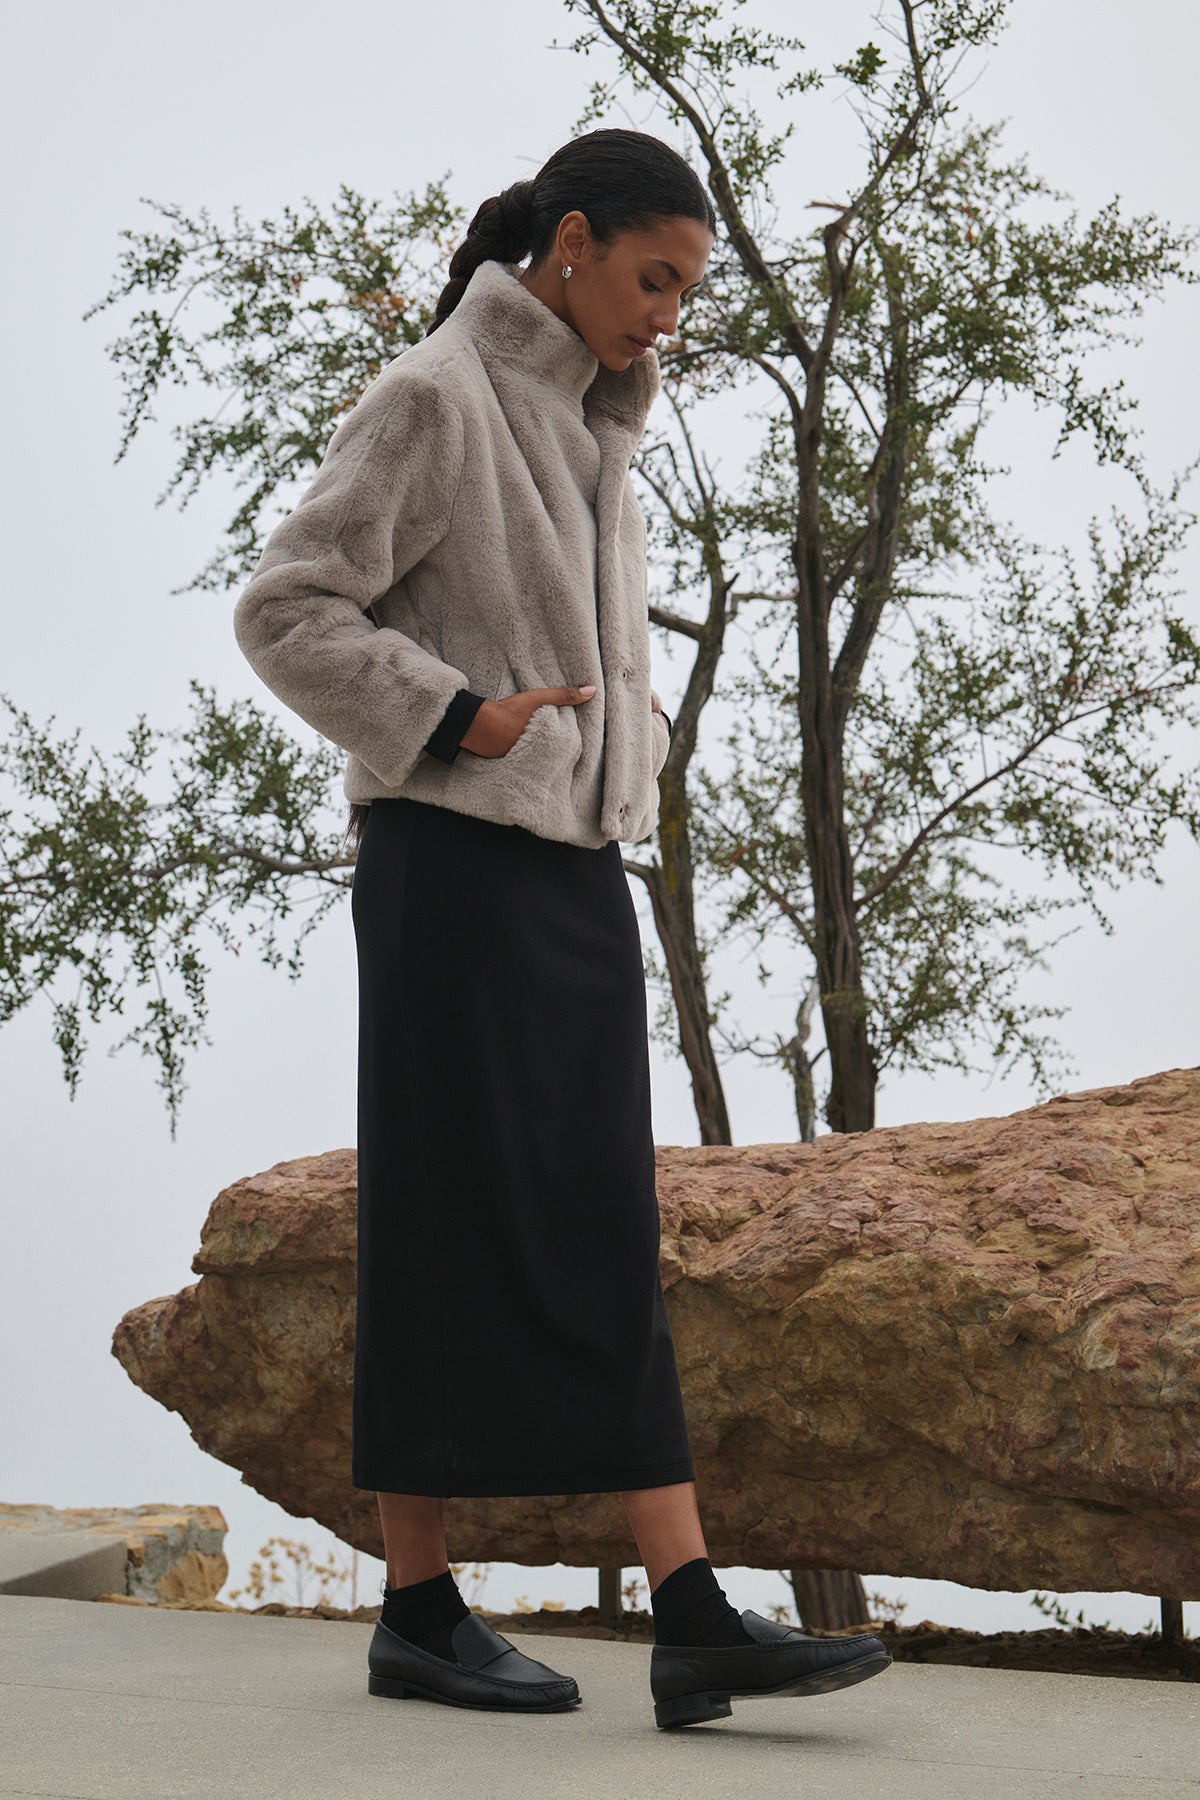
650, 1607, 892, 1729
367, 1610, 582, 1713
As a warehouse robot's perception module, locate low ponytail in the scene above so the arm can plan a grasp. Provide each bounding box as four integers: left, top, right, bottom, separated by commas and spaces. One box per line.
343, 128, 715, 858
428, 181, 536, 333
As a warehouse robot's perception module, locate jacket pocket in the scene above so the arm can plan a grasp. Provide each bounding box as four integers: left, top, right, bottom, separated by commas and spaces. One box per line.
498, 700, 581, 781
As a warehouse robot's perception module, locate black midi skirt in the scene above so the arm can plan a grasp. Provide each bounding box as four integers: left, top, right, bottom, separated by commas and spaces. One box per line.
349, 795, 696, 1498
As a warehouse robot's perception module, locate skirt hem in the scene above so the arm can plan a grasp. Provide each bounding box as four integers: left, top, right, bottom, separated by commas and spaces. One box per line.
352, 1453, 696, 1498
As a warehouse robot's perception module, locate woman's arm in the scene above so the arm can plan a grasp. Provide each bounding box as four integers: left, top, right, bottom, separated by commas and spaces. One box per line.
233, 369, 476, 788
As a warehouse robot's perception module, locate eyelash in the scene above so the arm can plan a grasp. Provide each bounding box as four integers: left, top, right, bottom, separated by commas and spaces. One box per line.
642, 277, 696, 302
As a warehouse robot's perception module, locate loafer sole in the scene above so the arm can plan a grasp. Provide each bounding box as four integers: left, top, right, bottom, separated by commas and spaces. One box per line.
369, 1669, 582, 1713
654, 1646, 893, 1729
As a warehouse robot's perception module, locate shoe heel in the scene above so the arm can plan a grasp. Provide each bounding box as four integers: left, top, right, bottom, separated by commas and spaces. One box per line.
654, 1690, 733, 1730
368, 1672, 418, 1701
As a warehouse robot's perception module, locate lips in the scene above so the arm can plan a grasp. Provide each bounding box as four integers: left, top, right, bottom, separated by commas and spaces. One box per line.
627, 335, 652, 353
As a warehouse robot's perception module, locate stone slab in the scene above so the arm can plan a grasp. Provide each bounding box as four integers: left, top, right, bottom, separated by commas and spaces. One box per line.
0, 1530, 126, 1599
0, 1501, 228, 1604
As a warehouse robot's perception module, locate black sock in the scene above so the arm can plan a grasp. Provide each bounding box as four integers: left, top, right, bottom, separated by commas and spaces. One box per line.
650, 1556, 755, 1647
379, 1568, 471, 1662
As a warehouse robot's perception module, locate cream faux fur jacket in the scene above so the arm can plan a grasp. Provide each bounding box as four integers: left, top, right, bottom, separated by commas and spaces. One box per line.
232, 258, 671, 848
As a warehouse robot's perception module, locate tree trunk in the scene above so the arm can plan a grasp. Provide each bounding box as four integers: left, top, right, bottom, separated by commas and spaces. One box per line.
801, 686, 875, 1133
795, 561, 877, 1134
597, 1566, 623, 1632
642, 764, 732, 1146
1160, 1596, 1185, 1649
790, 1568, 872, 1633
782, 976, 820, 1142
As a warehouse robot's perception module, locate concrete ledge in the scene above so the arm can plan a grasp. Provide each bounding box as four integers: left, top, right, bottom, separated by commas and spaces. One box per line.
0, 1529, 127, 1599
0, 1501, 227, 1602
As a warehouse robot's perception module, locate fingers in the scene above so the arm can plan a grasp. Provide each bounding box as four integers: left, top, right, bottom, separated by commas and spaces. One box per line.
517, 684, 596, 708
547, 684, 595, 705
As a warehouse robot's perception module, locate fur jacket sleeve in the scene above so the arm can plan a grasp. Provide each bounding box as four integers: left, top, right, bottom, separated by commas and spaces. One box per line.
233, 373, 475, 789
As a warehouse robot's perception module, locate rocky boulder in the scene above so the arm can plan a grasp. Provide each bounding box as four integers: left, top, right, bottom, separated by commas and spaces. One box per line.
111, 1068, 1200, 1596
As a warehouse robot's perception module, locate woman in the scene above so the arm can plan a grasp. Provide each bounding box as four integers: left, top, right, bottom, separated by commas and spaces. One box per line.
233, 127, 890, 1730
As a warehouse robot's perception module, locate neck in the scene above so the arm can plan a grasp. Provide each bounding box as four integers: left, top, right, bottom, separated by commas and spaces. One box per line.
517, 261, 575, 331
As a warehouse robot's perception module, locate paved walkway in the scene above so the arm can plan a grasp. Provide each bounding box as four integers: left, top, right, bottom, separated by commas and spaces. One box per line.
2, 1594, 1196, 1798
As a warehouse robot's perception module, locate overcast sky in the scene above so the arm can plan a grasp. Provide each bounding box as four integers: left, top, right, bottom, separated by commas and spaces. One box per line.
3, 0, 1197, 1635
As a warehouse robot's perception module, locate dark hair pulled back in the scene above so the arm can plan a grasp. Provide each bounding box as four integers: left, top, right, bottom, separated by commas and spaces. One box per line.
343, 128, 714, 855
428, 126, 716, 333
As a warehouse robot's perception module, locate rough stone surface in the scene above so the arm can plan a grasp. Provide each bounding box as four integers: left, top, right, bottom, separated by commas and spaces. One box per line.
0, 1503, 227, 1602
111, 1069, 1200, 1596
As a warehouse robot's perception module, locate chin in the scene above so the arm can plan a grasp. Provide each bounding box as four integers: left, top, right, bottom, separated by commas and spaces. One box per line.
598, 346, 639, 373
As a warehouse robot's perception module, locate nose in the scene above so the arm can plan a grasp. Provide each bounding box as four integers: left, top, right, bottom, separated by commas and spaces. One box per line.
648, 298, 679, 338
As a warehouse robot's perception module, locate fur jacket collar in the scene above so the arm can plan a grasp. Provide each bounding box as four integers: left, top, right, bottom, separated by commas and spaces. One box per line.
461, 256, 660, 430
234, 255, 671, 847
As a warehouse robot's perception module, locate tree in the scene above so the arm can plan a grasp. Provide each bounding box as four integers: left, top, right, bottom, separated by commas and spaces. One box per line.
564, 0, 1200, 1134
3, 183, 462, 1134
3, 0, 1198, 1150
0, 684, 349, 1133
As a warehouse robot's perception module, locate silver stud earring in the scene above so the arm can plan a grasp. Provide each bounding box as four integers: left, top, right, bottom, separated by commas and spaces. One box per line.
561, 264, 573, 279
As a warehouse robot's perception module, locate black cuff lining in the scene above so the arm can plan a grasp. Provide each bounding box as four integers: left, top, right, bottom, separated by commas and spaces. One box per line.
424, 689, 488, 764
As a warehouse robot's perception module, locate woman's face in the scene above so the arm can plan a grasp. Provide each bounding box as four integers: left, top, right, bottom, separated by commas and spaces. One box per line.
527, 212, 714, 371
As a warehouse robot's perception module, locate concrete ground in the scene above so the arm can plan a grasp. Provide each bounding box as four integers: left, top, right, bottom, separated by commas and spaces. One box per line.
2, 1594, 1196, 1800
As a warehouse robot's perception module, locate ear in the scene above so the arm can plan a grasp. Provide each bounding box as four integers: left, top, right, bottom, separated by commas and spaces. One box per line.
557, 209, 591, 267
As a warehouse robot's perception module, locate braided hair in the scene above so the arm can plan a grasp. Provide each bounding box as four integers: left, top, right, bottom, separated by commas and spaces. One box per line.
343, 128, 714, 854
428, 126, 716, 332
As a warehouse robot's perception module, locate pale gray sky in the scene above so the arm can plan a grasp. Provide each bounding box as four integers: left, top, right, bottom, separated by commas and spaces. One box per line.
2, 0, 1197, 1633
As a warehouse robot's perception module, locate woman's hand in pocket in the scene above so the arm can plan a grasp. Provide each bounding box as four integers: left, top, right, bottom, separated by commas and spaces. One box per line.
461, 685, 596, 757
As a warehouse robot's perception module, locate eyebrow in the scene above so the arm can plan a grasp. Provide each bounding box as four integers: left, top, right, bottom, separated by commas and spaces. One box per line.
652, 258, 705, 298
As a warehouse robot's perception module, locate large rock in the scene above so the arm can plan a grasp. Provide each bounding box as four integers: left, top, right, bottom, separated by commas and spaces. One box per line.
112, 1068, 1200, 1596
